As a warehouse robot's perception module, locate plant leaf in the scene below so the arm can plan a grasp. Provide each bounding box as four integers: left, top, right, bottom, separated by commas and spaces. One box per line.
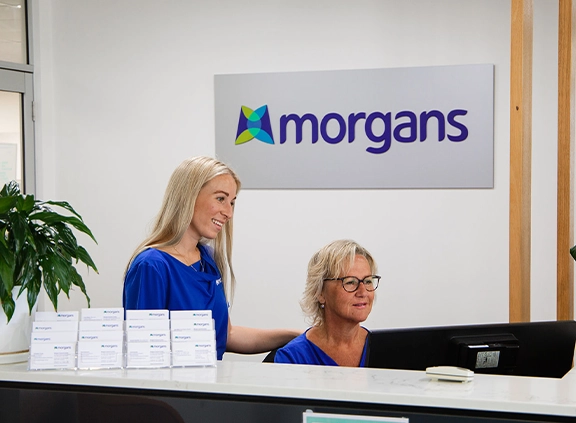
23, 266, 41, 314
45, 254, 72, 298
0, 238, 15, 295
0, 295, 15, 323
40, 262, 59, 311
19, 194, 36, 213
52, 223, 78, 253
10, 213, 31, 254
0, 270, 15, 323
0, 195, 17, 214
0, 181, 20, 197
74, 245, 98, 273
30, 210, 97, 243
41, 200, 82, 219
68, 265, 91, 307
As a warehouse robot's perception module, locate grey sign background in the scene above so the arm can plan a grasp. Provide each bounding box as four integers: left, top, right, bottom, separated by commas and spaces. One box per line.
214, 65, 494, 189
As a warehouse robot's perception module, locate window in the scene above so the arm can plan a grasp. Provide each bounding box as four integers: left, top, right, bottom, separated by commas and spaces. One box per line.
0, 0, 34, 192
0, 0, 27, 64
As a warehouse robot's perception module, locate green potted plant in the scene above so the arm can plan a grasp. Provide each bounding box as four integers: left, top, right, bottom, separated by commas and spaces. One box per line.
0, 180, 98, 325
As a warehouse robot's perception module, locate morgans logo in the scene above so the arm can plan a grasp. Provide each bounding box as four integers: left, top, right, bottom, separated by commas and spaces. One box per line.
235, 104, 469, 155
235, 105, 275, 145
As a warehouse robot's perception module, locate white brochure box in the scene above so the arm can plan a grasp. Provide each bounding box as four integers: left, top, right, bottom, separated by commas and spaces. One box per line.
29, 343, 77, 370
32, 321, 78, 333
170, 310, 212, 320
31, 332, 78, 344
79, 321, 124, 332
125, 342, 171, 368
35, 311, 79, 321
78, 331, 124, 342
125, 320, 170, 332
171, 340, 216, 367
170, 319, 213, 332
126, 330, 170, 343
125, 309, 169, 320
171, 330, 215, 343
77, 341, 124, 369
80, 307, 124, 321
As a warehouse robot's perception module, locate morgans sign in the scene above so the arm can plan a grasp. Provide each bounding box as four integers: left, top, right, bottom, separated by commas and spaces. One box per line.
215, 65, 493, 189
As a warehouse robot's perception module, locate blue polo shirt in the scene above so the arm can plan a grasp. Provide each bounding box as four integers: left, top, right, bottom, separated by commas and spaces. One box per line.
274, 327, 369, 366
123, 244, 228, 360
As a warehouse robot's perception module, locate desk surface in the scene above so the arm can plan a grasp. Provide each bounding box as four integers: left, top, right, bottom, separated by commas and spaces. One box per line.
1, 361, 576, 418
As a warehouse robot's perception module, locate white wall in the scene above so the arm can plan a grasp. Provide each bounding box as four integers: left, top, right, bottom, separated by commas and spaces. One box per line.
31, 0, 567, 355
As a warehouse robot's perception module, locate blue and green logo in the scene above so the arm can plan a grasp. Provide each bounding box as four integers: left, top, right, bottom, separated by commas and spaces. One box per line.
235, 104, 469, 155
235, 105, 275, 145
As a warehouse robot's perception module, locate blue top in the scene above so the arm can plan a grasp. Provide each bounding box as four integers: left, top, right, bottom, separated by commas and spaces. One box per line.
123, 244, 229, 360
274, 327, 370, 366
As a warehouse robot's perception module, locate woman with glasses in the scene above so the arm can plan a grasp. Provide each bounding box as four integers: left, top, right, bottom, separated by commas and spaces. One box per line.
274, 239, 379, 366
123, 156, 299, 360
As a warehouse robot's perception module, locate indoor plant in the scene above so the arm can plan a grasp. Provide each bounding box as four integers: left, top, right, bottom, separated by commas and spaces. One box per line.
0, 180, 98, 324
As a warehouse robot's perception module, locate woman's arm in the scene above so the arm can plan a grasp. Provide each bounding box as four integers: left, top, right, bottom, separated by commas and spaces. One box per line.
226, 319, 301, 354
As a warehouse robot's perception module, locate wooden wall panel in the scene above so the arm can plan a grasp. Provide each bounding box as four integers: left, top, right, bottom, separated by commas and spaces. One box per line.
510, 0, 533, 323
557, 0, 575, 321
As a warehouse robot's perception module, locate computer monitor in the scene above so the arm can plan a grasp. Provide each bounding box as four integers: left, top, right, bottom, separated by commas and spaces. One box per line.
367, 320, 576, 378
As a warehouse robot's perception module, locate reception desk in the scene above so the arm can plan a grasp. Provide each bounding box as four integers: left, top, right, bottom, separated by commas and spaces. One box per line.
0, 360, 575, 422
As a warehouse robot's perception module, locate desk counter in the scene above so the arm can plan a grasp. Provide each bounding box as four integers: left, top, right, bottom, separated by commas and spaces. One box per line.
0, 360, 575, 422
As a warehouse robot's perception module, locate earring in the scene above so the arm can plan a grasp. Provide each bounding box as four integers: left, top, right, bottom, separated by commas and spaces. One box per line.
320, 303, 325, 309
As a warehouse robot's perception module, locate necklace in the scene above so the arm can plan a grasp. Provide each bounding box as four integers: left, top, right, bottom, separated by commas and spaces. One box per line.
190, 258, 205, 272
172, 244, 202, 269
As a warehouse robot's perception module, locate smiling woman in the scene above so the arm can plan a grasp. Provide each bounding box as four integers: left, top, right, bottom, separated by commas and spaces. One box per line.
274, 239, 379, 367
123, 156, 299, 360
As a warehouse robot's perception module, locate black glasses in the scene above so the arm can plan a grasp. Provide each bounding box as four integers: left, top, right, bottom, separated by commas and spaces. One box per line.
324, 275, 381, 292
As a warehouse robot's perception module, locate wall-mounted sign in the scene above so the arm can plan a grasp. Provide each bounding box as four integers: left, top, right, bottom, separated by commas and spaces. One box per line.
215, 65, 493, 189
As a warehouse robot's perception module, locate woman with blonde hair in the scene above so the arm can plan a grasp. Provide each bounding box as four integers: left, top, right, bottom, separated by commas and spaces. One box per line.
123, 156, 298, 360
274, 239, 379, 366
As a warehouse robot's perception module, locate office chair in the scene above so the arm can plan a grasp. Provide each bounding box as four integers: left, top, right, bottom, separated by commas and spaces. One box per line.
263, 348, 278, 363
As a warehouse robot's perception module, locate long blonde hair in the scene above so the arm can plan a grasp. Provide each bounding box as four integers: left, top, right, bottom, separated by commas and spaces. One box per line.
125, 156, 241, 300
300, 239, 377, 327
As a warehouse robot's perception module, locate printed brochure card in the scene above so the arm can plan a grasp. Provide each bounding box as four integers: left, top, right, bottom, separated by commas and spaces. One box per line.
171, 330, 215, 343
170, 318, 213, 331
170, 310, 212, 320
32, 321, 78, 332
77, 341, 123, 369
125, 309, 169, 320
79, 321, 124, 332
80, 307, 124, 321
29, 343, 77, 370
31, 331, 78, 343
35, 311, 79, 321
171, 340, 216, 367
126, 330, 170, 343
125, 320, 170, 331
78, 331, 124, 342
126, 342, 171, 368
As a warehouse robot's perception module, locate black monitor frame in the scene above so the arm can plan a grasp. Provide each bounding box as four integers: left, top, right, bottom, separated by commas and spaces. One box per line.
367, 320, 576, 378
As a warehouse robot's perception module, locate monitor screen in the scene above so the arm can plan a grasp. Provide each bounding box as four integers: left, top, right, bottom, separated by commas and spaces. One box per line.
367, 320, 576, 378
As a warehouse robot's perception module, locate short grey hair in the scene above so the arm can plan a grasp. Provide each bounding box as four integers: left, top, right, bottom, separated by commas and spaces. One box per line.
299, 239, 377, 327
